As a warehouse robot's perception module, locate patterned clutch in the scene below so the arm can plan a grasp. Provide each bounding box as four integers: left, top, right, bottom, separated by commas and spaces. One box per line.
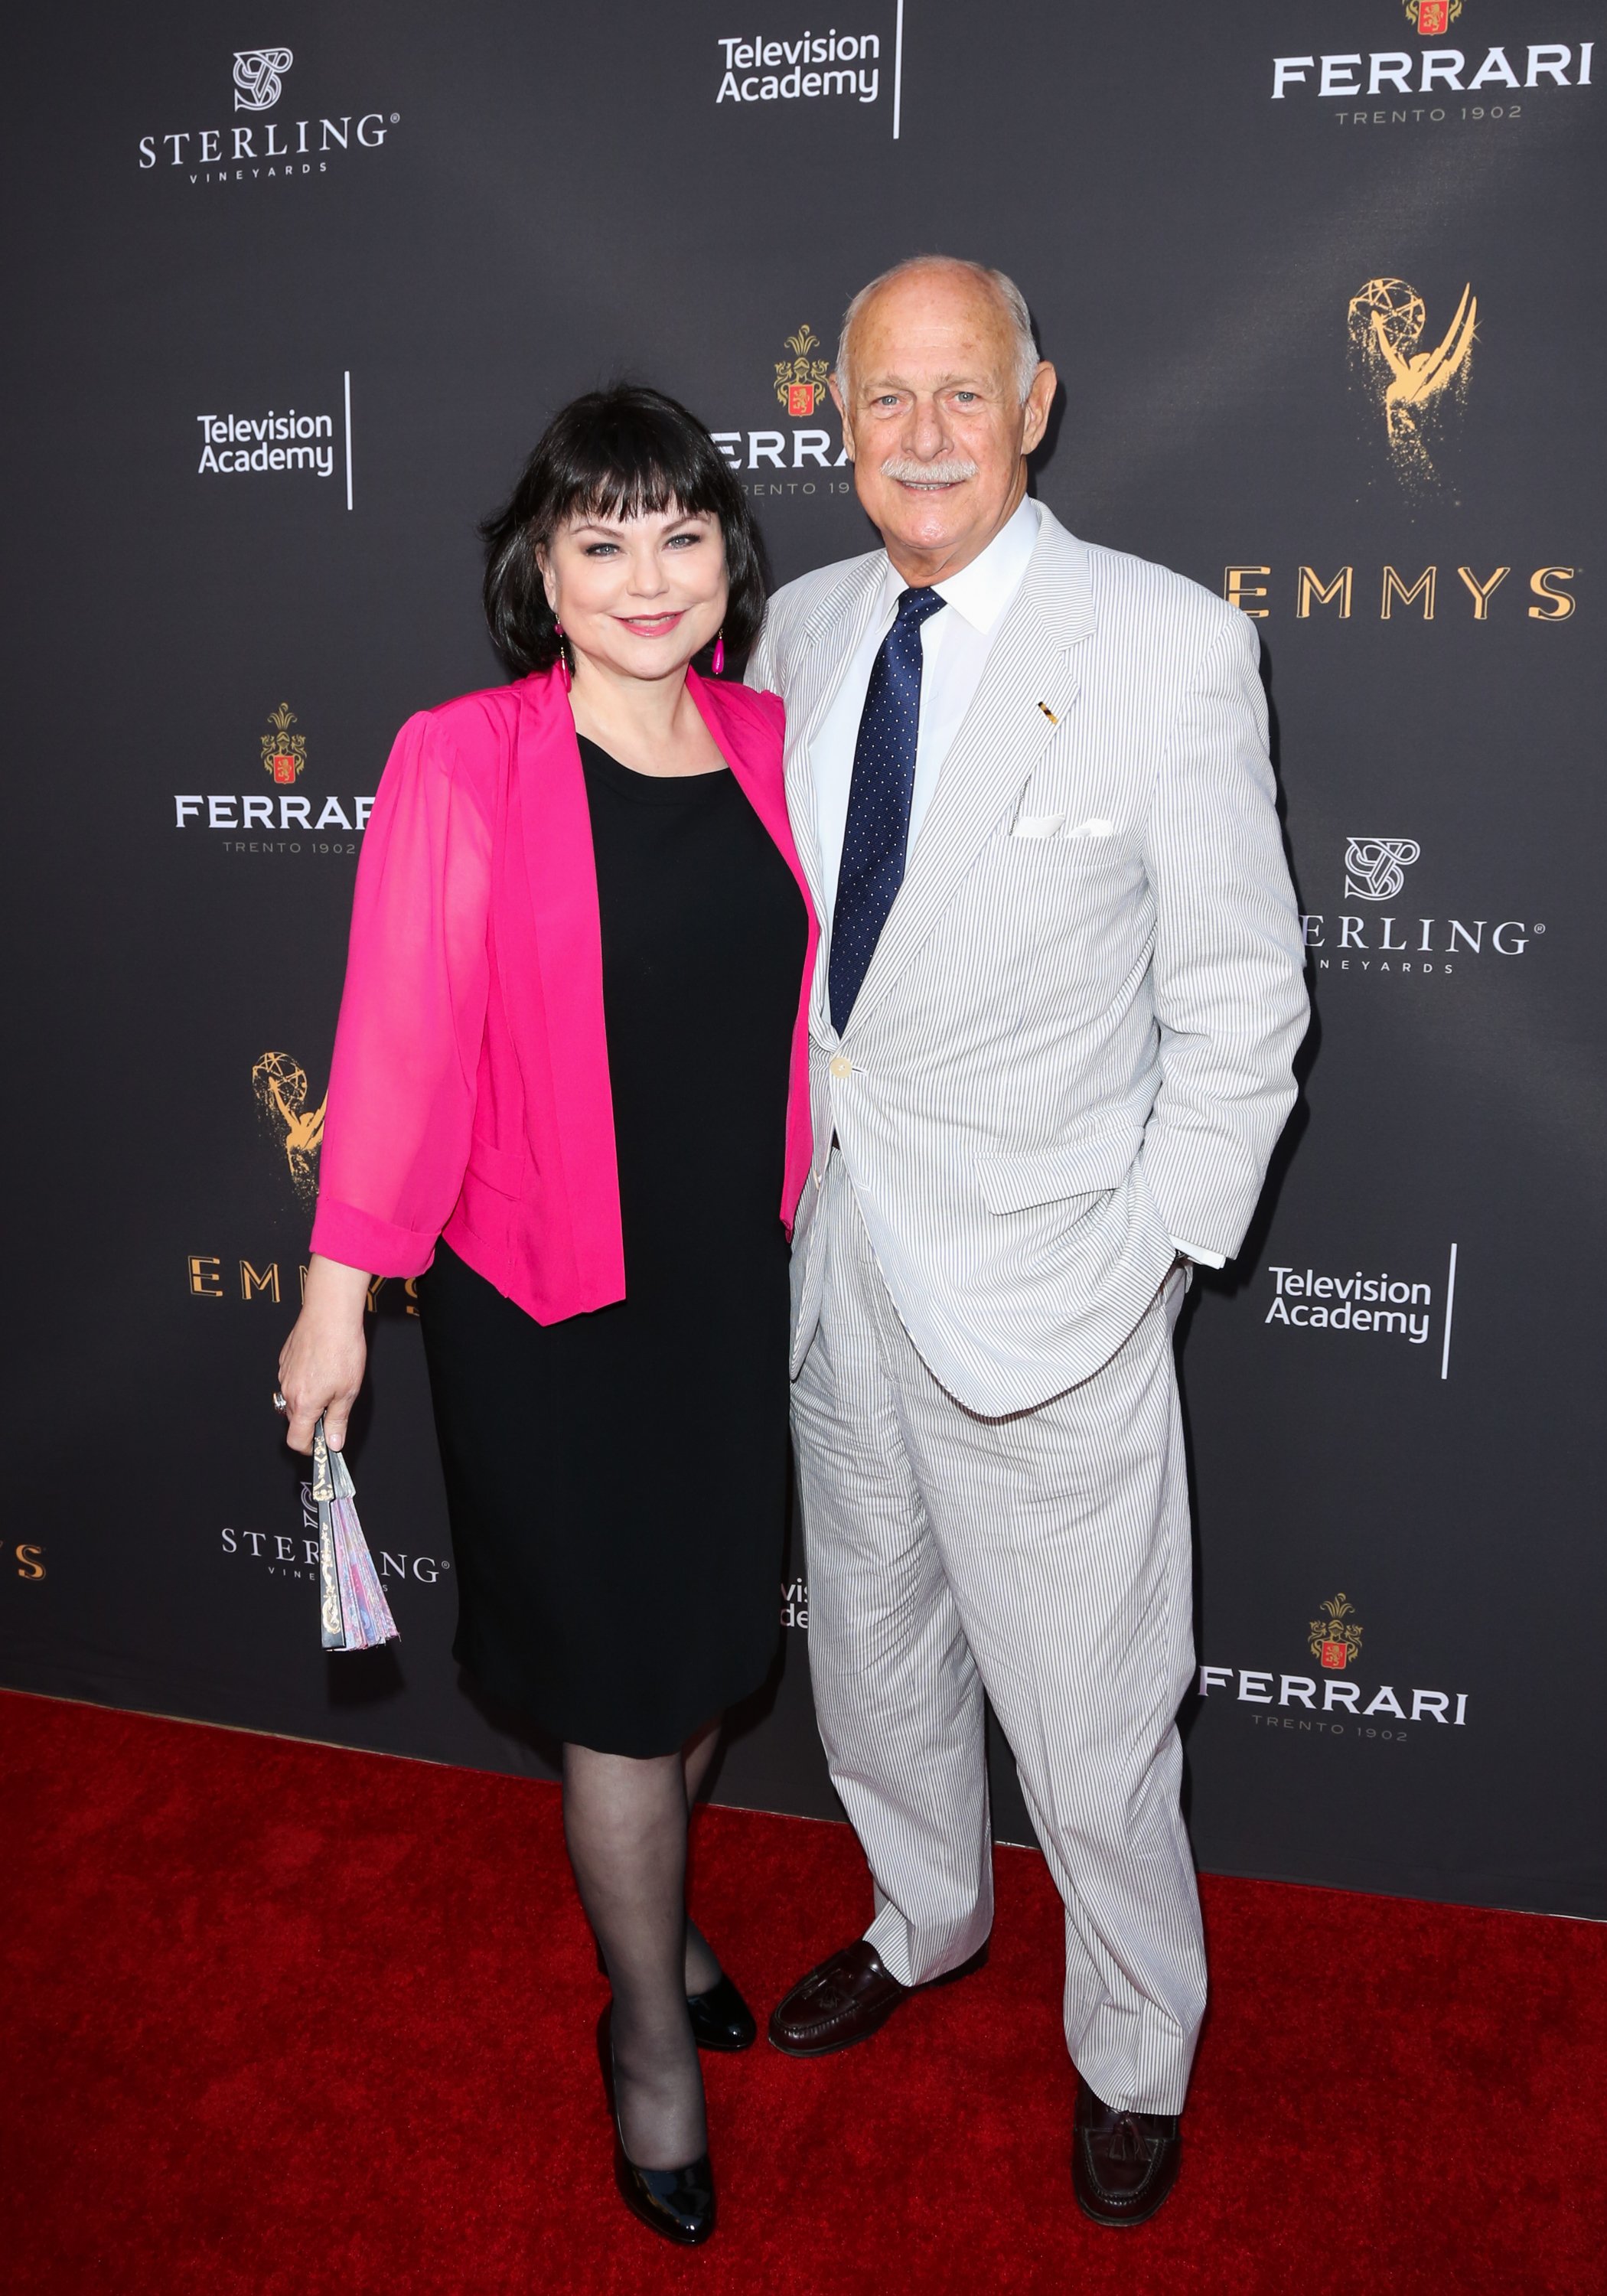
311, 1417, 399, 1652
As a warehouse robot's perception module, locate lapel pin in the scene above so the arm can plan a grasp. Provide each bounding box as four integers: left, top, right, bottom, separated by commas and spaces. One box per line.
1036, 701, 1059, 724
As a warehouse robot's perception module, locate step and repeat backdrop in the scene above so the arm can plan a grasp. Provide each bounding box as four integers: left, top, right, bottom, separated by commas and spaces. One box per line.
5, 2, 1602, 1917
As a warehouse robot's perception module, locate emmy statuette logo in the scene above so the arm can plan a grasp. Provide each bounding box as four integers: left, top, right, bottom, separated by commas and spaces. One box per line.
233, 48, 294, 113
774, 326, 833, 419
1310, 1594, 1364, 1673
1345, 838, 1422, 902
1348, 277, 1477, 485
262, 703, 307, 785
253, 1053, 327, 1204
1406, 1, 1461, 34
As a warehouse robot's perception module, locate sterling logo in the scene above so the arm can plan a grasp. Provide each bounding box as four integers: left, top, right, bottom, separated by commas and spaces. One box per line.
139, 48, 398, 184
1348, 278, 1475, 484
233, 47, 293, 111
1345, 837, 1421, 902
1300, 840, 1543, 982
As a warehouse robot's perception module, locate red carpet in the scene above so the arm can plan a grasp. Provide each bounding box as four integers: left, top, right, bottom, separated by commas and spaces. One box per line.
1, 1690, 1602, 2294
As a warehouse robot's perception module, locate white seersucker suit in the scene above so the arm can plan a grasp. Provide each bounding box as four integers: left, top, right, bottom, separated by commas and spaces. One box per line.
748, 501, 1308, 2115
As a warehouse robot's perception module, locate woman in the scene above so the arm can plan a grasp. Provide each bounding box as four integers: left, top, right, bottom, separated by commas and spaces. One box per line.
275, 386, 816, 2248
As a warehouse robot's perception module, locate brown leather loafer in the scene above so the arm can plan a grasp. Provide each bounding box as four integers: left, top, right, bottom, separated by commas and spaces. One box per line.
768, 1937, 989, 2057
1071, 2077, 1182, 2228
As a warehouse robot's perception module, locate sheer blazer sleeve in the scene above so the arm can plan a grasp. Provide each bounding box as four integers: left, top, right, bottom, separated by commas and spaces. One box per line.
309, 708, 494, 1276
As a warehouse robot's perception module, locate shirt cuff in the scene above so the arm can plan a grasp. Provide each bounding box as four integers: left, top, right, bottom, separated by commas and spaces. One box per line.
1171, 1237, 1227, 1270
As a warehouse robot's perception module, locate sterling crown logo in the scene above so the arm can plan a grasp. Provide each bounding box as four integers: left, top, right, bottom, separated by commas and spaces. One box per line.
253, 1052, 327, 1204
774, 325, 833, 418
1406, 0, 1461, 33
262, 703, 306, 785
233, 48, 294, 112
1345, 837, 1421, 902
1348, 277, 1476, 485
1311, 1593, 1364, 1672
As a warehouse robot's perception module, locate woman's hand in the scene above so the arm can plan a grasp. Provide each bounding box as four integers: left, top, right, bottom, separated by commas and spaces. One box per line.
275, 1255, 372, 1454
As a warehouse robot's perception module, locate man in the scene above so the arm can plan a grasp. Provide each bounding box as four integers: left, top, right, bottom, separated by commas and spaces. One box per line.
746, 256, 1307, 2227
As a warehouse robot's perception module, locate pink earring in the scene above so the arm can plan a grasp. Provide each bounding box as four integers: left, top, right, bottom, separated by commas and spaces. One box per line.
711, 628, 725, 677
553, 620, 571, 691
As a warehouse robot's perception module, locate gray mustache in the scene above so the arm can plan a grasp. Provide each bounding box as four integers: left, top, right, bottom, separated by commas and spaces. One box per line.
878, 455, 980, 485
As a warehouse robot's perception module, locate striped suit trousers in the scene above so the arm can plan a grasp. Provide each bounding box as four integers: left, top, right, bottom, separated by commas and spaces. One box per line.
791, 1153, 1207, 2115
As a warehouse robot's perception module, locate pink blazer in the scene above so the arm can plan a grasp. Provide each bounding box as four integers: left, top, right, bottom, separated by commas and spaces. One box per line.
310, 666, 818, 1323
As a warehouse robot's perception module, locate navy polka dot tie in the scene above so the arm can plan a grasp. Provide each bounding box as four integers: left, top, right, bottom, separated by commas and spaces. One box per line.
830, 584, 946, 1032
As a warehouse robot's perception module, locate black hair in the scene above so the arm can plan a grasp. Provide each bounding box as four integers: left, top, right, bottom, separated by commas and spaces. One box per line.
480, 384, 768, 679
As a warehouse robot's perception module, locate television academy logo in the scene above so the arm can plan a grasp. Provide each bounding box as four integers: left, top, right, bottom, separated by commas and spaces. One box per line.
233, 47, 293, 111
174, 701, 374, 850
139, 48, 401, 184
1348, 277, 1475, 486
715, 23, 901, 133
1262, 1256, 1452, 1358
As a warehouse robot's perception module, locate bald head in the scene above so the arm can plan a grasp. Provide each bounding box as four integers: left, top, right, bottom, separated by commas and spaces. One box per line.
835, 256, 1040, 405
828, 255, 1056, 587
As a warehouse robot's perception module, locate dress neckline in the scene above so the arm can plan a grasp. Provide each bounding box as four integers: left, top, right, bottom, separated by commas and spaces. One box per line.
577, 734, 731, 803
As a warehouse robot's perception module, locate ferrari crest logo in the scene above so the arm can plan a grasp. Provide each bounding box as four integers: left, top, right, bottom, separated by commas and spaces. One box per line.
1309, 1593, 1364, 1673
262, 702, 307, 785
774, 325, 832, 418
1404, 1, 1460, 34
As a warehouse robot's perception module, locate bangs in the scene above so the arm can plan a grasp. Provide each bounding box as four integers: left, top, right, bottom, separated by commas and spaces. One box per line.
481, 383, 770, 680
545, 402, 727, 539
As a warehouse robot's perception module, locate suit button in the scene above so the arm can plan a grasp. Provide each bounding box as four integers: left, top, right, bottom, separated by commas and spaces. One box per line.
830, 1055, 852, 1078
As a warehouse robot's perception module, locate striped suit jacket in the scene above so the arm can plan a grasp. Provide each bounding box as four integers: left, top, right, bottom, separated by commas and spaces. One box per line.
748, 505, 1309, 1416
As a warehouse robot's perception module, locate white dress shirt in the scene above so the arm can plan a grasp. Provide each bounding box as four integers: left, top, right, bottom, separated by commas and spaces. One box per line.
810, 491, 1041, 921
809, 490, 1223, 1270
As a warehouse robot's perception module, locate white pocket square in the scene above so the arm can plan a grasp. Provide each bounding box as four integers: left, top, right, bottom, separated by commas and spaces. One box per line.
1011, 813, 1116, 842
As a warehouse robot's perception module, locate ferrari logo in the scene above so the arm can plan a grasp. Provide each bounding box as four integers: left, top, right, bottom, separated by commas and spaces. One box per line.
261, 702, 307, 784
1406, 2, 1460, 34
774, 325, 832, 419
1309, 1593, 1364, 1673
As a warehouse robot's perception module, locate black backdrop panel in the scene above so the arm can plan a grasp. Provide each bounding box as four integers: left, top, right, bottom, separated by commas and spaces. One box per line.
4, 2, 1602, 1916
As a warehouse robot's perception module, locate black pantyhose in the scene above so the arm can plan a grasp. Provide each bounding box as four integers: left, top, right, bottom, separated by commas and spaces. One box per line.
562, 1719, 725, 2171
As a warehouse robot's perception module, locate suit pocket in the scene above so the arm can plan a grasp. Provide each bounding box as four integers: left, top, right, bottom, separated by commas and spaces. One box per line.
464, 1132, 524, 1198
974, 1121, 1143, 1215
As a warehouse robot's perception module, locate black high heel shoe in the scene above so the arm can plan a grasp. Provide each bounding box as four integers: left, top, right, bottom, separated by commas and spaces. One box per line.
597, 2010, 717, 2247
686, 1971, 758, 2053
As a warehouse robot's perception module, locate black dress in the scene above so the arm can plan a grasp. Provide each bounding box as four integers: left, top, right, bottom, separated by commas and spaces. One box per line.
417, 736, 807, 1757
